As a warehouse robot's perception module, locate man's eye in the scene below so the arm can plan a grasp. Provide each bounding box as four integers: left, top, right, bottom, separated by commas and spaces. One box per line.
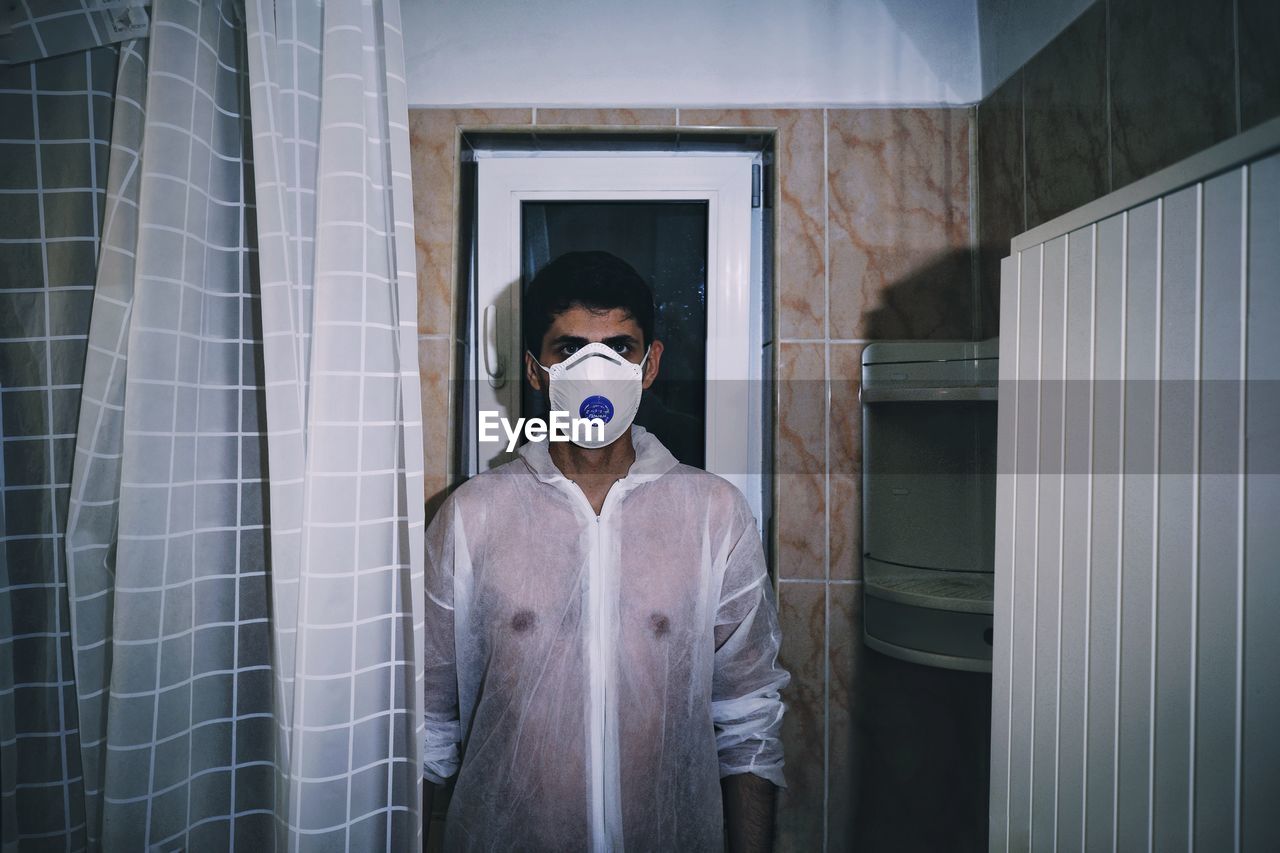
611, 343, 630, 355
561, 344, 580, 355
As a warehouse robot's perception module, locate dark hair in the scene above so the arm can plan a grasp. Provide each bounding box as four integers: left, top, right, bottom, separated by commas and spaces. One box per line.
523, 251, 656, 354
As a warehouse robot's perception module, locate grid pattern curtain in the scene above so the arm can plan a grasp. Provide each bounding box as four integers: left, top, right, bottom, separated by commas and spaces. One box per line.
40, 0, 423, 848
63, 14, 276, 848
0, 47, 117, 850
243, 0, 425, 845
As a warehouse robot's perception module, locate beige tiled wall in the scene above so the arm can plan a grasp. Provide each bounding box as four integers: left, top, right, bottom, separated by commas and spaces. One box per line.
408, 108, 532, 515
409, 106, 976, 851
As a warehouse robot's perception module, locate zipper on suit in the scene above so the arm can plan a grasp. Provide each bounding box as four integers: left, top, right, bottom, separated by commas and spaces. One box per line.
588, 512, 606, 851
581, 487, 623, 853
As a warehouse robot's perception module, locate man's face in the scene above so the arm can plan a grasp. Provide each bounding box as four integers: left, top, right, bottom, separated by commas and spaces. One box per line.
524, 305, 664, 393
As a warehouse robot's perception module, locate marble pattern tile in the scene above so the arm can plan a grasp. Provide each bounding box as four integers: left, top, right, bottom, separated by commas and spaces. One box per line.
408, 109, 532, 338
827, 582, 862, 850
1239, 0, 1280, 130
827, 109, 974, 341
534, 108, 677, 127
775, 582, 825, 853
1108, 0, 1235, 187
679, 110, 826, 341
418, 336, 452, 518
977, 72, 1024, 339
1024, 2, 1108, 230
775, 342, 826, 580
828, 343, 863, 581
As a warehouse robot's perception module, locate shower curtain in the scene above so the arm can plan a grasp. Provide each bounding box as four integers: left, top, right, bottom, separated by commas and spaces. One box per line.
3, 0, 424, 849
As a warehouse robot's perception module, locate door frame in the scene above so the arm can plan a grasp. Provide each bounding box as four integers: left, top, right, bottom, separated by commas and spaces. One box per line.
470, 153, 762, 524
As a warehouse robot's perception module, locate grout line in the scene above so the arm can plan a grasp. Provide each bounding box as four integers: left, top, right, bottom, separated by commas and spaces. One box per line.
1019, 71, 1028, 233
779, 577, 862, 585
821, 105, 831, 853
1105, 0, 1114, 192
823, 581, 831, 851
413, 101, 995, 112
970, 105, 981, 339
781, 337, 878, 345
1232, 0, 1242, 134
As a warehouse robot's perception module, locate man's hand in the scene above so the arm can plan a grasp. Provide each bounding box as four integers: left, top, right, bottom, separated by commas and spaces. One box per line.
722, 773, 777, 853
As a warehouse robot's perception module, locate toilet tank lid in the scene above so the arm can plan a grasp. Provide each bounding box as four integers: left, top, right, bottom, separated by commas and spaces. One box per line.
862, 338, 998, 366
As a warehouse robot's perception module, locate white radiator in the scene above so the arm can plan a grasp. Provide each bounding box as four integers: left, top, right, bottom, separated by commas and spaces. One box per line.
990, 118, 1280, 851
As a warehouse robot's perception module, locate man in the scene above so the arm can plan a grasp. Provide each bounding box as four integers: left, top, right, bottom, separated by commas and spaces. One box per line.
423, 251, 788, 851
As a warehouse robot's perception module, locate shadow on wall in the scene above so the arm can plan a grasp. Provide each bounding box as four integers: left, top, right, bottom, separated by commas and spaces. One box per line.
841, 646, 993, 853
843, 246, 991, 851
859, 247, 981, 342
426, 488, 450, 525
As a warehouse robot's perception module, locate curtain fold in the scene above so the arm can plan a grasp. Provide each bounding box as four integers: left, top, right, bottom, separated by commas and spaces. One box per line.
245, 0, 425, 844
66, 3, 280, 847
0, 46, 119, 852
60, 0, 423, 847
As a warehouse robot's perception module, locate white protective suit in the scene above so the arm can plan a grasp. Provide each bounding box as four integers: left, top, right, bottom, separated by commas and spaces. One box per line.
423, 426, 789, 851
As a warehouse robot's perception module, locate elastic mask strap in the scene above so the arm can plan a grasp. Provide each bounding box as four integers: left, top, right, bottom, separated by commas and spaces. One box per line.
529, 346, 650, 372
529, 343, 650, 371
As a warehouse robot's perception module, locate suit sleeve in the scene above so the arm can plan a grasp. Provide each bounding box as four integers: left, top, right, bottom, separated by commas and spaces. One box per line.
710, 497, 790, 787
422, 497, 461, 784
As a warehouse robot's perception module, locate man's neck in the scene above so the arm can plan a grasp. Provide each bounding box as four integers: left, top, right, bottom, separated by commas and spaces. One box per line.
549, 431, 636, 515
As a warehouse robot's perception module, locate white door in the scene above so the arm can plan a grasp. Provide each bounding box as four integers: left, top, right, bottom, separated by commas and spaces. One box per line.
471, 154, 763, 525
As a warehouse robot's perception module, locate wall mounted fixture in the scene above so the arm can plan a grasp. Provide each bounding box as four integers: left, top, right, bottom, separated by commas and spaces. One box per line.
861, 339, 998, 672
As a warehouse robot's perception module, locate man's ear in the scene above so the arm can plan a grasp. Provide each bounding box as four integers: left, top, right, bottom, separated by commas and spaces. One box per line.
641, 341, 664, 390
525, 351, 545, 391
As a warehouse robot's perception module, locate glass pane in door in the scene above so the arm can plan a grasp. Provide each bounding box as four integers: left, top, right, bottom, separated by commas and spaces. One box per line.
521, 200, 708, 467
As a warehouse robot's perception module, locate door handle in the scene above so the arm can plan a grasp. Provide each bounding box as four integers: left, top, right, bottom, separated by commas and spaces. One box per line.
483, 305, 505, 388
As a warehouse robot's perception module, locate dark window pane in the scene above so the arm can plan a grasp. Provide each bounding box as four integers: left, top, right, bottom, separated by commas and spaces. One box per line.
520, 201, 707, 467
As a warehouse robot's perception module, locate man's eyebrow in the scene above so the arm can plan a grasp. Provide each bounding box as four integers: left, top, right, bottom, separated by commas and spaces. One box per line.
602, 334, 639, 347
548, 334, 591, 347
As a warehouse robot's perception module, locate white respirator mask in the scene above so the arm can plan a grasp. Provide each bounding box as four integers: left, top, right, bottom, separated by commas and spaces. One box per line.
533, 342, 650, 449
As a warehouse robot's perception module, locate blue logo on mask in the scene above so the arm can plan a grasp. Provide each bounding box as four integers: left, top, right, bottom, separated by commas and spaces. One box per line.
579, 395, 614, 423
